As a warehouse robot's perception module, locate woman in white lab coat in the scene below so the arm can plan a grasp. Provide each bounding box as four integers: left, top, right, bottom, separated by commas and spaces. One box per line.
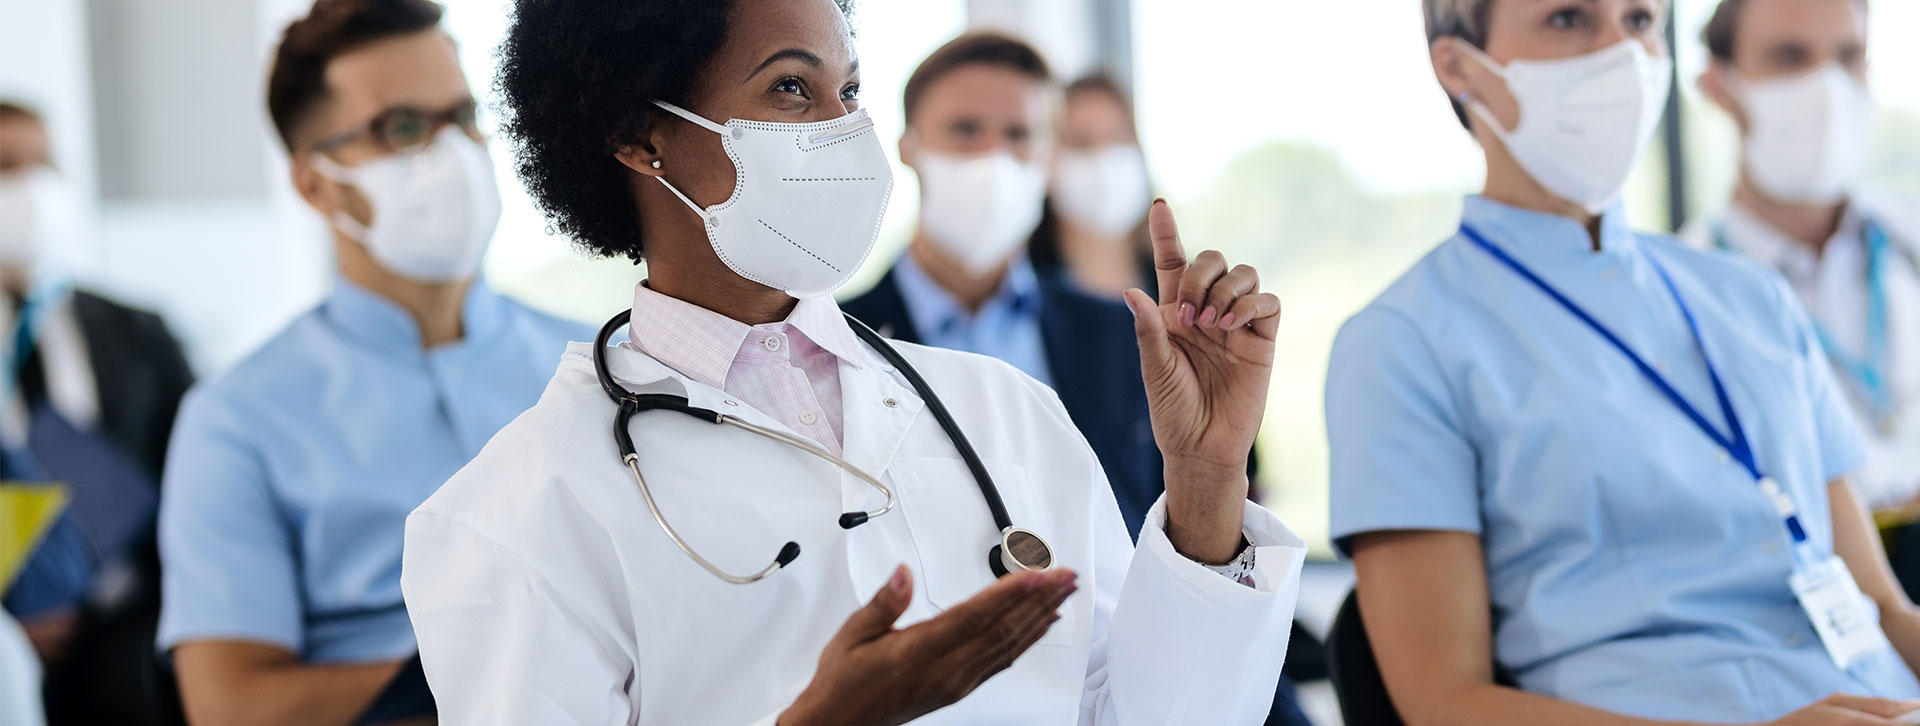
397, 0, 1306, 724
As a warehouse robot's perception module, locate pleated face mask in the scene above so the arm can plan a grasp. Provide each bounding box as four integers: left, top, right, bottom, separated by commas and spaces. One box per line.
652, 101, 895, 299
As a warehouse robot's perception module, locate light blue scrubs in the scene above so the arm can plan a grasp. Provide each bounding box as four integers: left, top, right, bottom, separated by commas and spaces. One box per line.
1327, 196, 1920, 720
156, 277, 589, 663
893, 252, 1054, 388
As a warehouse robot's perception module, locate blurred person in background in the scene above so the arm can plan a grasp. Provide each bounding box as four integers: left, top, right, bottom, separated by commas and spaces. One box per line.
154, 0, 589, 723
841, 33, 1168, 540
1027, 75, 1155, 299
0, 100, 194, 725
1688, 0, 1920, 597
1331, 0, 1920, 722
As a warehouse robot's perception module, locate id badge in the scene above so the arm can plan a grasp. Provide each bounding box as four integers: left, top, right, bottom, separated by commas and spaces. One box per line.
1789, 556, 1890, 670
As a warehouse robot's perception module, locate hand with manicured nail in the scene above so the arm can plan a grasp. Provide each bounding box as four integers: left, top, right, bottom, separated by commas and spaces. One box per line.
1121, 200, 1281, 565
780, 565, 1079, 726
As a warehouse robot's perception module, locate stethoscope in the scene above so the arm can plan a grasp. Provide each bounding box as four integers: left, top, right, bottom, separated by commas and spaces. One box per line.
593, 310, 1055, 585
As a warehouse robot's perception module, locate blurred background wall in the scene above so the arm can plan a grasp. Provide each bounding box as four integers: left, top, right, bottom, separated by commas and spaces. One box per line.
1, 0, 1916, 559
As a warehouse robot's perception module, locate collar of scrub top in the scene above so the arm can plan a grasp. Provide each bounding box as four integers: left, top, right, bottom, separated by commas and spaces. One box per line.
322, 274, 507, 355
1460, 218, 1819, 569
1461, 195, 1642, 262
1712, 206, 1902, 431
894, 250, 1044, 340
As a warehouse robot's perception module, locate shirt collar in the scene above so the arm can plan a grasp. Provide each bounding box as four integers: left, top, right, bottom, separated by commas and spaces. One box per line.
624, 282, 866, 391
322, 274, 506, 355
1461, 195, 1640, 262
893, 252, 1044, 339
1720, 198, 1868, 282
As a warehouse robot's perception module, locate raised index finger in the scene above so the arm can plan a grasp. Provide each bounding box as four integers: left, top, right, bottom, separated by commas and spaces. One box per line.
1148, 200, 1188, 306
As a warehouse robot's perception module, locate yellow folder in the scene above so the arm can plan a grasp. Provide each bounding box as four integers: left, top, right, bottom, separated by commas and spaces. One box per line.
0, 482, 70, 599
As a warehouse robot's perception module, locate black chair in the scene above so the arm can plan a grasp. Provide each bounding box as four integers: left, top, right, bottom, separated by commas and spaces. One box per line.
1327, 590, 1515, 726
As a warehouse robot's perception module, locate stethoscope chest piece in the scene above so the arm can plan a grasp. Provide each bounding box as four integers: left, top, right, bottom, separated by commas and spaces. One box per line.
990, 527, 1054, 577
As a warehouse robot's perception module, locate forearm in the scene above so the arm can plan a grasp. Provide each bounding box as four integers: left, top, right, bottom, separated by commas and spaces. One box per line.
1161, 458, 1248, 564
180, 658, 401, 726
1879, 605, 1920, 675
1414, 683, 1725, 726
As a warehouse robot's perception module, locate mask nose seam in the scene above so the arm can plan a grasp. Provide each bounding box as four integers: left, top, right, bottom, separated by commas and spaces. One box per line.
757, 219, 842, 274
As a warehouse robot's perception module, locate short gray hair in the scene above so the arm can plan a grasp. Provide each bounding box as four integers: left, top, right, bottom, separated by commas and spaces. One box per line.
1425, 0, 1492, 48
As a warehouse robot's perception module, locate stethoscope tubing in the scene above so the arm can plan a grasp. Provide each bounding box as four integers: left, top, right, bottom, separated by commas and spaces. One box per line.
593, 308, 1036, 584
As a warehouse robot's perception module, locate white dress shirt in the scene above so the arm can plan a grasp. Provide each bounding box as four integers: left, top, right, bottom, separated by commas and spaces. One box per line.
400, 294, 1306, 725
1687, 190, 1920, 509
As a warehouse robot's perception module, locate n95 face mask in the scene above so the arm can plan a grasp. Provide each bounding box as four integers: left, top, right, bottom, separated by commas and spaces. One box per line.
0, 167, 85, 282
1462, 39, 1672, 214
915, 150, 1047, 274
1053, 145, 1150, 237
312, 126, 502, 283
652, 101, 894, 299
1735, 64, 1874, 205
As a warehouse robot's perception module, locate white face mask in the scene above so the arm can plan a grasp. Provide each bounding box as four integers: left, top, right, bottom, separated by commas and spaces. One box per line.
1052, 145, 1150, 237
1733, 64, 1874, 205
914, 149, 1046, 274
0, 167, 81, 280
651, 101, 894, 299
1461, 39, 1672, 214
312, 126, 502, 283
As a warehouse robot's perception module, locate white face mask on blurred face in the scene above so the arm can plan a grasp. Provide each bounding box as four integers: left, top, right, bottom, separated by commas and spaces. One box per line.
1052, 145, 1150, 237
312, 126, 502, 283
914, 149, 1047, 274
0, 166, 81, 281
1733, 64, 1874, 205
1461, 39, 1673, 214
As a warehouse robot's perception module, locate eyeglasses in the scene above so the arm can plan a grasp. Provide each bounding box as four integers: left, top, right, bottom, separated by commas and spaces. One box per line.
308, 101, 481, 155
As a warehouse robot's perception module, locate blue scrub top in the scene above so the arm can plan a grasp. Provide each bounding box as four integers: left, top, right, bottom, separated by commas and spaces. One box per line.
156, 276, 589, 663
1327, 196, 1920, 720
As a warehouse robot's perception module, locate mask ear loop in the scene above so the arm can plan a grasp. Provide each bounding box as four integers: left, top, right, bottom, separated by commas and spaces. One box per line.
1453, 43, 1522, 140
647, 100, 731, 221
307, 154, 373, 243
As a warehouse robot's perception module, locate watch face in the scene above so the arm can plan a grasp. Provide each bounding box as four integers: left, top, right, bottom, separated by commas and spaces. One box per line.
1005, 529, 1052, 570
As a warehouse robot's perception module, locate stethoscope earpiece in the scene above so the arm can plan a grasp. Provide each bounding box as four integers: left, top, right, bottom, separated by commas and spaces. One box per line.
838, 512, 869, 529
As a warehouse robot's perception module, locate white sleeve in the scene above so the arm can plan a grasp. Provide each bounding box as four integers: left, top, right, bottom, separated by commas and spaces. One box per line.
401, 511, 635, 726
1080, 496, 1306, 724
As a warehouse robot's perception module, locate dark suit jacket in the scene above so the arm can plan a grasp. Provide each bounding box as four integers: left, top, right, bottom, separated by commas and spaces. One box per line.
842, 266, 1164, 539
41, 289, 194, 726
70, 290, 196, 479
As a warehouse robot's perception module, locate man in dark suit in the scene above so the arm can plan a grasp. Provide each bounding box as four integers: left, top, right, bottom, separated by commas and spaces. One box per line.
841, 33, 1164, 539
0, 99, 195, 725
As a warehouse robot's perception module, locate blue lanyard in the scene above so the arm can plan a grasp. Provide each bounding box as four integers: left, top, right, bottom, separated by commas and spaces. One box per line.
1461, 224, 1811, 550
1713, 223, 1896, 429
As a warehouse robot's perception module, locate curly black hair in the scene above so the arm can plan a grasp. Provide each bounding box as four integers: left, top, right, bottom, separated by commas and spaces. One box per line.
497, 0, 855, 263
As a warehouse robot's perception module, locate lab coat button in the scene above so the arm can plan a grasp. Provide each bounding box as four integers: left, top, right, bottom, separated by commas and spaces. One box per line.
723, 400, 739, 407
882, 397, 898, 408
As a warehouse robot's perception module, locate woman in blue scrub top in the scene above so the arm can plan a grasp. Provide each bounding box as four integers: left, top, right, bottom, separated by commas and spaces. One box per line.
1328, 1, 1920, 723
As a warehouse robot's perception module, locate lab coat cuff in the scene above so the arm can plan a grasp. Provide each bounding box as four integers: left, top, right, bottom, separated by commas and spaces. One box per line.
1104, 496, 1304, 721
1140, 496, 1305, 596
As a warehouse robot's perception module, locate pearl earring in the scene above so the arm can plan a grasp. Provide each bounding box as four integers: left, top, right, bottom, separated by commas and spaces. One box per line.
651, 160, 662, 169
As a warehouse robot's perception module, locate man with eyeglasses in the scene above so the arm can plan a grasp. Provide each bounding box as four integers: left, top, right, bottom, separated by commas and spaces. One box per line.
154, 1, 588, 723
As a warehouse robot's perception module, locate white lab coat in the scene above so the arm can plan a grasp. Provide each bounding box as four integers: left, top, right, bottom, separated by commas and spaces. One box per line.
401, 336, 1306, 725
